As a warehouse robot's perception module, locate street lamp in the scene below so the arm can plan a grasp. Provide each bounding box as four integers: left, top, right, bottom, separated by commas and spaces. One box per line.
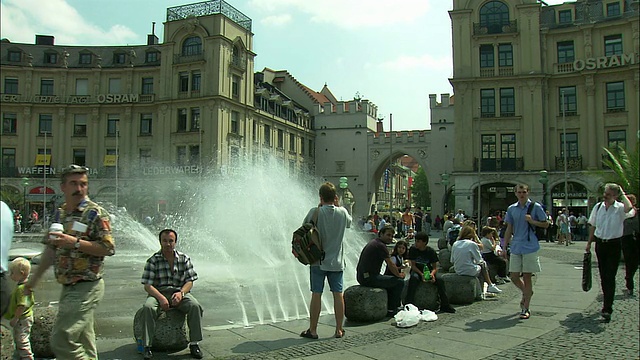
21, 177, 29, 231
441, 173, 450, 215
538, 170, 549, 206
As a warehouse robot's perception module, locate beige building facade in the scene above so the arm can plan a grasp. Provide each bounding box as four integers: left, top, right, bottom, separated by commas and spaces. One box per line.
449, 0, 639, 218
0, 1, 316, 216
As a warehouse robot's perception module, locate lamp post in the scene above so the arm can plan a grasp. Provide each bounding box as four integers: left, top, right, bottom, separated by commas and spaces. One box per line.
538, 170, 548, 207
561, 90, 569, 209
22, 177, 29, 231
441, 173, 450, 215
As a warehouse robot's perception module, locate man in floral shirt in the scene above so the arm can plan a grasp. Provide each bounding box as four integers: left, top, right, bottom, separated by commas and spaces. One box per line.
26, 164, 115, 359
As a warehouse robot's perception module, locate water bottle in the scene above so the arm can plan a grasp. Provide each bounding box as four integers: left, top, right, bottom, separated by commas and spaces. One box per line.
49, 222, 64, 239
423, 265, 431, 281
137, 338, 144, 353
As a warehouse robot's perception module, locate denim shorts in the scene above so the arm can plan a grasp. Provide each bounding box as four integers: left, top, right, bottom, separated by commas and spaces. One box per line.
310, 266, 343, 293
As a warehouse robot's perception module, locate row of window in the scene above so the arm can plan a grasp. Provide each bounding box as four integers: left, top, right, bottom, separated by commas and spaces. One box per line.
557, 2, 623, 24
557, 35, 623, 64
479, 81, 626, 118
478, 0, 624, 27
7, 49, 160, 65
478, 33, 624, 70
3, 72, 241, 98
2, 112, 153, 137
2, 77, 155, 96
480, 130, 627, 159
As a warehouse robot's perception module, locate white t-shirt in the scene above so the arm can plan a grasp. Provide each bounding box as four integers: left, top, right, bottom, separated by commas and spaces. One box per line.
479, 236, 494, 254
451, 239, 483, 277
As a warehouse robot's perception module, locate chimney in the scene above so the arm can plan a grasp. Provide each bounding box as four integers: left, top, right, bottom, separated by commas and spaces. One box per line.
376, 119, 384, 133
35, 35, 54, 45
147, 22, 159, 45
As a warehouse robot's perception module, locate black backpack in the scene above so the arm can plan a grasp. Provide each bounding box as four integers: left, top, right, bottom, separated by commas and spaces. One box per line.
448, 226, 461, 246
526, 201, 547, 240
292, 207, 324, 265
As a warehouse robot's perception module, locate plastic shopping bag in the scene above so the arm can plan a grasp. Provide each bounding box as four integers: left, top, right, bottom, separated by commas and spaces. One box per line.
420, 309, 438, 322
394, 304, 421, 328
582, 251, 592, 292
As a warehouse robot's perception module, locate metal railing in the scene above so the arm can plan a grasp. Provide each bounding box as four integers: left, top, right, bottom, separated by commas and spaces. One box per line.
167, 0, 252, 31
555, 156, 583, 171
473, 20, 518, 35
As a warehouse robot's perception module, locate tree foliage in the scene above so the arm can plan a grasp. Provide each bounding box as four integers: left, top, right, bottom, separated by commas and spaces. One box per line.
600, 138, 639, 196
411, 167, 430, 208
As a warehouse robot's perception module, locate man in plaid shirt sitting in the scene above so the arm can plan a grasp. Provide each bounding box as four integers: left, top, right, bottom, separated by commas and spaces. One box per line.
139, 229, 204, 359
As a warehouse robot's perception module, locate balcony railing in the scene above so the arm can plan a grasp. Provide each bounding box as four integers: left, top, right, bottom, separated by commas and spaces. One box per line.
555, 62, 574, 73
139, 94, 155, 103
473, 20, 518, 35
173, 53, 204, 65
167, 0, 252, 31
555, 156, 583, 171
474, 157, 524, 172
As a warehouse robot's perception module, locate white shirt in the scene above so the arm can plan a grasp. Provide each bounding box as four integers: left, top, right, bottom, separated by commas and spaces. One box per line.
588, 201, 635, 240
451, 239, 483, 277
577, 215, 588, 226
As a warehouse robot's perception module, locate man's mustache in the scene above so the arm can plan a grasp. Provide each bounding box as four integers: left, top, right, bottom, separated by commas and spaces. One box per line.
72, 191, 82, 196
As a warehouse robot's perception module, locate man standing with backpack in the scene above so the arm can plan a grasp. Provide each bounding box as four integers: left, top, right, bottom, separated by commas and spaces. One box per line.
300, 182, 351, 340
503, 184, 548, 320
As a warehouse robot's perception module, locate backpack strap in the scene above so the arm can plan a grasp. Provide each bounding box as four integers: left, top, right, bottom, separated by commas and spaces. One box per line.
525, 201, 538, 241
311, 206, 322, 252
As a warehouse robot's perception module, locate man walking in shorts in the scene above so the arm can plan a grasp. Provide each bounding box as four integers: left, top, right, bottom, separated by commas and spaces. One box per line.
503, 184, 548, 319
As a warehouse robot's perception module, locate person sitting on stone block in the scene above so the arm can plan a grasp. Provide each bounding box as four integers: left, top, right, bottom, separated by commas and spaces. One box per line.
139, 229, 204, 359
451, 226, 503, 296
479, 226, 510, 284
356, 225, 405, 317
405, 232, 456, 314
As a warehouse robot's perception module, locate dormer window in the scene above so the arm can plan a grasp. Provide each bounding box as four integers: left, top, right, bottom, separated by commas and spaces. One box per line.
44, 52, 57, 64
79, 53, 92, 65
182, 36, 202, 56
113, 52, 126, 64
8, 50, 21, 62
145, 51, 159, 63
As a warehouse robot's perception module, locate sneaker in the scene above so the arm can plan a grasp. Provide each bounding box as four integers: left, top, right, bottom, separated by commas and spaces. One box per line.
143, 347, 153, 359
501, 276, 511, 283
495, 278, 506, 285
189, 344, 203, 359
600, 312, 611, 323
487, 284, 502, 294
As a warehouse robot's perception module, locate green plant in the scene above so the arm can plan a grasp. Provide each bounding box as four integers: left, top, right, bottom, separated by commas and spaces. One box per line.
601, 139, 639, 196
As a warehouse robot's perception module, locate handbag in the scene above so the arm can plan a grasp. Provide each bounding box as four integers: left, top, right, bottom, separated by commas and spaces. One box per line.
581, 251, 592, 292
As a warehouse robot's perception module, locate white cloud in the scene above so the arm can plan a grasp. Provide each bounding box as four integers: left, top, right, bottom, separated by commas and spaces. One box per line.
0, 0, 137, 45
260, 14, 292, 27
378, 54, 452, 71
248, 0, 430, 29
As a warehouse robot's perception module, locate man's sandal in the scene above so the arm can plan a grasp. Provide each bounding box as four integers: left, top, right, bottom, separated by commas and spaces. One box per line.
334, 329, 346, 338
519, 309, 531, 319
300, 329, 318, 339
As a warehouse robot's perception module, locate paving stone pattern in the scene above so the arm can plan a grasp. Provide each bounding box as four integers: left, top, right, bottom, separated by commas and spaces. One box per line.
226, 246, 639, 360
489, 247, 640, 360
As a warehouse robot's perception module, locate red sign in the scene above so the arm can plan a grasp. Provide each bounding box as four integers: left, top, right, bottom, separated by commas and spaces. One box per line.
28, 186, 56, 195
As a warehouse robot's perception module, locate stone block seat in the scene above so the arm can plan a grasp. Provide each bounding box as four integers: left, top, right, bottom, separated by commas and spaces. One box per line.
133, 308, 188, 351
411, 281, 440, 311
438, 249, 452, 272
344, 285, 388, 322
441, 273, 483, 305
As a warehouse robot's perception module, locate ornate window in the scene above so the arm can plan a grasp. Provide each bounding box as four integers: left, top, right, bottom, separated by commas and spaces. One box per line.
480, 89, 495, 117
479, 1, 509, 33
499, 88, 515, 117
557, 41, 575, 63
182, 36, 202, 56
559, 86, 577, 116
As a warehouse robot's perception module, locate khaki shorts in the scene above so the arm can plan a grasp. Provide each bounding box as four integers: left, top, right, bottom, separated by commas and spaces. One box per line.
509, 252, 541, 273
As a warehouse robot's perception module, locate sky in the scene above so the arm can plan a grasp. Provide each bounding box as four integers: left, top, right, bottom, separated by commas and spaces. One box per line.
1, 0, 570, 131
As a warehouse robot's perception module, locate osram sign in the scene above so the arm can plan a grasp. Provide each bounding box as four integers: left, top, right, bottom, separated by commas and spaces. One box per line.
573, 53, 637, 71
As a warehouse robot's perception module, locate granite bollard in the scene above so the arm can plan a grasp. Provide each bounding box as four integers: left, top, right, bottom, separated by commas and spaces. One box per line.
344, 285, 388, 322
133, 308, 188, 351
441, 273, 482, 304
